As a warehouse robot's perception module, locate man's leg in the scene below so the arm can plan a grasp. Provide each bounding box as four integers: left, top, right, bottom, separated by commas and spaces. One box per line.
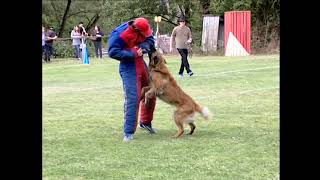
94, 42, 99, 58
48, 45, 53, 62
177, 49, 185, 76
119, 62, 140, 140
98, 42, 103, 58
183, 49, 192, 74
180, 49, 193, 75
138, 59, 156, 133
44, 45, 50, 62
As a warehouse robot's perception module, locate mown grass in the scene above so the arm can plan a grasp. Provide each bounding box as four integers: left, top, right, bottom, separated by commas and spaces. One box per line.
43, 54, 279, 180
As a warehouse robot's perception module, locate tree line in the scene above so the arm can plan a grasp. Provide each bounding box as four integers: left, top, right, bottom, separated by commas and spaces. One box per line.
42, 0, 279, 53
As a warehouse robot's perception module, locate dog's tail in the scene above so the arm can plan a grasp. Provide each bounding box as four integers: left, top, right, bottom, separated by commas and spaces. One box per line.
197, 105, 212, 120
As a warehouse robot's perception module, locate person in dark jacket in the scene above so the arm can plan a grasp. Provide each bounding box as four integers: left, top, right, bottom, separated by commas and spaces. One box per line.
44, 27, 57, 62
92, 25, 104, 59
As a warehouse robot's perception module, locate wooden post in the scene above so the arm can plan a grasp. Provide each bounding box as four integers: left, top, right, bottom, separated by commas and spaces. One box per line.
201, 15, 220, 54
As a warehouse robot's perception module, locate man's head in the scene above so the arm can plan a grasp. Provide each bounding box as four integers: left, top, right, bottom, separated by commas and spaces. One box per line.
79, 22, 84, 27
178, 16, 186, 26
132, 17, 153, 37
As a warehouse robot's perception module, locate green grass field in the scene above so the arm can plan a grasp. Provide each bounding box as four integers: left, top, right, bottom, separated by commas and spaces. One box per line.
43, 54, 279, 180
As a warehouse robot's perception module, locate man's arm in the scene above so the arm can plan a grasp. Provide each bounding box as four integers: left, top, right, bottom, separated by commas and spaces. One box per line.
49, 32, 57, 40
108, 33, 137, 61
82, 27, 88, 35
170, 28, 176, 52
138, 36, 155, 54
186, 27, 192, 43
100, 31, 105, 37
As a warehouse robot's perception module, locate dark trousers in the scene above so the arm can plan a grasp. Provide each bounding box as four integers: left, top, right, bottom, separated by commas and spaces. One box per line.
44, 44, 53, 62
94, 41, 102, 58
177, 48, 192, 75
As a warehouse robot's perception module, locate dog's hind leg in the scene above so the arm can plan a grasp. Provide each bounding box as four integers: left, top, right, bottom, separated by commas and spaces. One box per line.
187, 123, 196, 135
172, 111, 185, 138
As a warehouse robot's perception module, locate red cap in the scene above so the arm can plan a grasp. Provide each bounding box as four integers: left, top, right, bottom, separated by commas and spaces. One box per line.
134, 17, 153, 37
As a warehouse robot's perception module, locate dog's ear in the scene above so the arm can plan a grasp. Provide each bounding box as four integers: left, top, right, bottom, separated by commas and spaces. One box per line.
153, 55, 160, 65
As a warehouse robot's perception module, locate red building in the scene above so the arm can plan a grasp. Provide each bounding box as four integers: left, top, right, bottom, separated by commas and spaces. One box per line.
224, 11, 251, 56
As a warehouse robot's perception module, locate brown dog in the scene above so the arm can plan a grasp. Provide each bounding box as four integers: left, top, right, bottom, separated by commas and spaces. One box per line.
140, 47, 212, 138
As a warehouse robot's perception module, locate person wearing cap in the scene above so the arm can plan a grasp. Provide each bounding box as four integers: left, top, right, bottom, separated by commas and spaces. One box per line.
44, 26, 57, 62
108, 17, 157, 142
170, 16, 194, 77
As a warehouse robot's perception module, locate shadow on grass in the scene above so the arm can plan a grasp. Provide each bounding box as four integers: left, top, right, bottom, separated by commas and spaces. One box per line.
132, 126, 255, 142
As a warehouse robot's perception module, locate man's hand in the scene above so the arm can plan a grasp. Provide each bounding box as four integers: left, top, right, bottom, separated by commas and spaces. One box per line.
137, 48, 143, 56
186, 39, 192, 45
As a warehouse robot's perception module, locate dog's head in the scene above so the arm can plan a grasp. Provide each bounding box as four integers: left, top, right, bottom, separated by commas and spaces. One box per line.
147, 46, 166, 69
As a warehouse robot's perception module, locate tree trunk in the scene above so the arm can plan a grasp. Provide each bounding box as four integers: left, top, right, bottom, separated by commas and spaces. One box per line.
86, 13, 101, 34
58, 0, 72, 37
200, 0, 210, 15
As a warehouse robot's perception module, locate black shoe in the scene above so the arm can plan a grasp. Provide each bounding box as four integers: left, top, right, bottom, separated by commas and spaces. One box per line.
140, 123, 157, 134
188, 72, 194, 76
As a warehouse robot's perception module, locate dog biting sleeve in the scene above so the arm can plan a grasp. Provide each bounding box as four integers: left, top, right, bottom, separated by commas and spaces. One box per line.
138, 36, 155, 53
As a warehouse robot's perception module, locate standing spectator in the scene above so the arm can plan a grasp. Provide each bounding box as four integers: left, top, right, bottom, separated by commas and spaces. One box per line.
79, 22, 87, 36
78, 22, 88, 57
170, 16, 194, 77
44, 26, 57, 63
108, 17, 157, 142
92, 25, 104, 59
42, 26, 45, 61
71, 26, 82, 60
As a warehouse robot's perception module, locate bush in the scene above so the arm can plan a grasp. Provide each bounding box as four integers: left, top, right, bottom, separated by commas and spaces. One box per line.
53, 40, 74, 58
52, 40, 102, 58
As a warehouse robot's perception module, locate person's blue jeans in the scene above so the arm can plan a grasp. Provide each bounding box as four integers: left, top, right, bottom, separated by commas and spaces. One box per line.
73, 45, 81, 59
